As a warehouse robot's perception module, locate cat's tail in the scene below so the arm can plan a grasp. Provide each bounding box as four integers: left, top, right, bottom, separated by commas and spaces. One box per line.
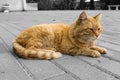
12, 40, 62, 59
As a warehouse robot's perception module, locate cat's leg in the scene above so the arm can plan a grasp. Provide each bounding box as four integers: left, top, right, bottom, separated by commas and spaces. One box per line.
90, 47, 107, 54
67, 48, 101, 57
79, 48, 101, 57
82, 49, 101, 57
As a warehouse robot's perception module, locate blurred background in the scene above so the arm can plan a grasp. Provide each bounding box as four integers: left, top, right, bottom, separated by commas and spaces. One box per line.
0, 0, 120, 12
37, 0, 120, 10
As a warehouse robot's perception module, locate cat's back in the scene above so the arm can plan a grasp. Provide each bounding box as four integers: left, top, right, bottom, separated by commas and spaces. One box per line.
35, 23, 68, 31
15, 23, 68, 44
27, 23, 69, 36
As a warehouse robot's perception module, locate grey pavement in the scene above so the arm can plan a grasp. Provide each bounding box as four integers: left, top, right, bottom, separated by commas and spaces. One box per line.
0, 10, 120, 80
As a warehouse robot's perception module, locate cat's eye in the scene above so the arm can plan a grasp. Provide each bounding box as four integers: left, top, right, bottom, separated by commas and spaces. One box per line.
98, 28, 100, 30
89, 28, 93, 31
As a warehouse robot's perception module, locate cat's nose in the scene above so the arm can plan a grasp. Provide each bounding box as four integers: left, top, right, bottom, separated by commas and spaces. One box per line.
94, 32, 99, 37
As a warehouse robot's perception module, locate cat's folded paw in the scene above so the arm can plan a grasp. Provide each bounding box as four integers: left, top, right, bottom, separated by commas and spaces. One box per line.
97, 47, 107, 54
91, 47, 107, 54
90, 51, 101, 57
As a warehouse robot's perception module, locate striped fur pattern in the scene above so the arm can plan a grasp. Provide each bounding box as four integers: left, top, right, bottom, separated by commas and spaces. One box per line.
13, 11, 107, 59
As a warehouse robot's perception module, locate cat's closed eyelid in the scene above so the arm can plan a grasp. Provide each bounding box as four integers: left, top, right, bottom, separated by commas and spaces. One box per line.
89, 27, 94, 31
97, 27, 101, 31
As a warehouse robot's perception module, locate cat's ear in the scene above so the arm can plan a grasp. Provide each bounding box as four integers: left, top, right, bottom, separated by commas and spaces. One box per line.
77, 11, 87, 24
93, 13, 102, 20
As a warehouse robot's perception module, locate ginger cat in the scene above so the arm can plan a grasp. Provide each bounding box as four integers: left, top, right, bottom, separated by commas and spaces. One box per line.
13, 11, 107, 59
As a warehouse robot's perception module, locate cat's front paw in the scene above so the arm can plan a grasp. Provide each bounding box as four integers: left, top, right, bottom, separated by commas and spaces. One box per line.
90, 50, 101, 57
91, 47, 107, 54
96, 47, 107, 54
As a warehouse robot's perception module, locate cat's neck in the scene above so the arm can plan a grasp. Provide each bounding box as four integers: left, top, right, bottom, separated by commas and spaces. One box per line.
68, 22, 80, 47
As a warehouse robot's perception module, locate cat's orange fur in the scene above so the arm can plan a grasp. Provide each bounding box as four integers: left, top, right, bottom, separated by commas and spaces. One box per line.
13, 11, 107, 59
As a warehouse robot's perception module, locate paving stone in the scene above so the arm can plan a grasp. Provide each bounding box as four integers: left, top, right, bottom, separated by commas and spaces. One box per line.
0, 39, 8, 53
96, 40, 120, 52
99, 34, 120, 45
103, 49, 120, 62
2, 22, 23, 30
0, 53, 32, 80
0, 26, 15, 47
0, 23, 20, 35
54, 57, 118, 80
20, 59, 64, 80
78, 56, 120, 79
47, 74, 76, 80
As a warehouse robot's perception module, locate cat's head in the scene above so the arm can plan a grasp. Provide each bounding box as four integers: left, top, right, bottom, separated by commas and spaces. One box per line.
72, 11, 102, 43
